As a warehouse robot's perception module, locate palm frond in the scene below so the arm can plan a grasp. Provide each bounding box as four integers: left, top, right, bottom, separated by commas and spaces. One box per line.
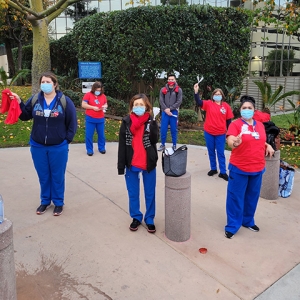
269, 85, 283, 106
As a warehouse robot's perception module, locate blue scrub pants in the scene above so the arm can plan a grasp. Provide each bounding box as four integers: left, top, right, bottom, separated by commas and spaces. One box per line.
160, 110, 178, 146
125, 167, 156, 225
31, 143, 69, 207
85, 118, 106, 154
204, 131, 227, 174
225, 170, 263, 234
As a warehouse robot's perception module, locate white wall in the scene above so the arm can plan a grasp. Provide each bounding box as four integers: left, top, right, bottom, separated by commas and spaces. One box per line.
0, 55, 9, 73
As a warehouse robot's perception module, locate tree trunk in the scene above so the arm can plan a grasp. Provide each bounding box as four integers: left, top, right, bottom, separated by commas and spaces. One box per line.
31, 18, 51, 94
4, 38, 15, 78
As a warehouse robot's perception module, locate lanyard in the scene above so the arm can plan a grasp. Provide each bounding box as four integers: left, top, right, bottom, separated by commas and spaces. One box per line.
241, 119, 256, 132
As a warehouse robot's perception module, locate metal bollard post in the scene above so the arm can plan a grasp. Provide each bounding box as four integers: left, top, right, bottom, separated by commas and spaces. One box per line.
165, 172, 191, 242
0, 219, 17, 300
260, 150, 280, 200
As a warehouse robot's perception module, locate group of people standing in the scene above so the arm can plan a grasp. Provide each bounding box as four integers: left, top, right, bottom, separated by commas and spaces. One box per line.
10, 71, 275, 239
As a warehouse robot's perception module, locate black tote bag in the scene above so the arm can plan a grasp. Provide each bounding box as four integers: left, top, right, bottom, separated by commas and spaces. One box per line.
162, 145, 188, 177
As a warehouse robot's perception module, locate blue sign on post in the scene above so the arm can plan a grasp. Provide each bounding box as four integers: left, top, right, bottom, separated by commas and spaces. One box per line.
78, 62, 102, 79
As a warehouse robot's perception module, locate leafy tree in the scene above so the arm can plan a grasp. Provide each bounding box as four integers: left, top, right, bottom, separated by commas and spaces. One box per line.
0, 3, 32, 78
253, 0, 300, 36
72, 5, 251, 104
3, 0, 83, 93
265, 49, 296, 76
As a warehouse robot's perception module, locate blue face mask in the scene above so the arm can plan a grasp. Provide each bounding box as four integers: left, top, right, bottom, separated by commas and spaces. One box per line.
213, 95, 222, 102
241, 109, 254, 120
132, 106, 146, 116
95, 91, 101, 96
40, 83, 53, 94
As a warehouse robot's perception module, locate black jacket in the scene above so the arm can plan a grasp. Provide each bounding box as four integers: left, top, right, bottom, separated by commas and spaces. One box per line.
117, 114, 159, 175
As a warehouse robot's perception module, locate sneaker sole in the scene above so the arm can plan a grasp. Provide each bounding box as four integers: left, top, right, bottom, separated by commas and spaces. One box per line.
36, 211, 47, 215
129, 227, 139, 231
53, 211, 63, 216
244, 226, 259, 232
147, 229, 156, 233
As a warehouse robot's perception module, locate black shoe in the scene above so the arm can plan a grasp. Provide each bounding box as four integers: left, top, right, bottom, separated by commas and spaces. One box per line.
100, 150, 106, 154
87, 153, 93, 156
207, 170, 218, 176
146, 224, 156, 233
129, 218, 141, 231
243, 225, 260, 232
53, 206, 63, 216
219, 173, 229, 181
225, 231, 234, 239
36, 205, 49, 215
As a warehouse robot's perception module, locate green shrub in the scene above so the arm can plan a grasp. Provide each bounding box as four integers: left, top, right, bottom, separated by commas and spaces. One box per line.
72, 5, 251, 104
178, 109, 198, 128
106, 96, 129, 117
62, 89, 83, 107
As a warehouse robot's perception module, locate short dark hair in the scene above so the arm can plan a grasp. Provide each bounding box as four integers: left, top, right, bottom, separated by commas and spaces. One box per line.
240, 95, 255, 108
167, 73, 176, 79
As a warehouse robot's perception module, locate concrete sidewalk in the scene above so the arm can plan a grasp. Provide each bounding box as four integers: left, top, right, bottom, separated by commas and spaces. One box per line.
0, 143, 299, 300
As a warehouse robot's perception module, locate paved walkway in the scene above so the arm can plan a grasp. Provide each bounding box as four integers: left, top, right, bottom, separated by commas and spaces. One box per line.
1, 143, 299, 300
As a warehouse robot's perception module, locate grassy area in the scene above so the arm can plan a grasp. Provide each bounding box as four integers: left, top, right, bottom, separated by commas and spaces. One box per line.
0, 86, 299, 167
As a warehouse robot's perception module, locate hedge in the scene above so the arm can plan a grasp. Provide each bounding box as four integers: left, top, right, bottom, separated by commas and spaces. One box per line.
72, 5, 251, 107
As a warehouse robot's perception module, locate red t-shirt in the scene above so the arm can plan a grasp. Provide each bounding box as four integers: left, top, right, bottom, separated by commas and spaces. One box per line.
83, 92, 107, 119
202, 100, 234, 135
227, 118, 267, 172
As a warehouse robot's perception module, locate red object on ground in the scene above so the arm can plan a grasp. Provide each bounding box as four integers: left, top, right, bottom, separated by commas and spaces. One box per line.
199, 248, 207, 254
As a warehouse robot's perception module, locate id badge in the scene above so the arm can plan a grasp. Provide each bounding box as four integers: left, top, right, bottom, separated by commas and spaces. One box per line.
252, 132, 260, 139
44, 109, 51, 117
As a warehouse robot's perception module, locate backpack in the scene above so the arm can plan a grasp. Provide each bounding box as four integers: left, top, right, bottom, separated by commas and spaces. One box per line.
278, 160, 295, 198
162, 85, 180, 96
263, 121, 280, 151
31, 93, 67, 109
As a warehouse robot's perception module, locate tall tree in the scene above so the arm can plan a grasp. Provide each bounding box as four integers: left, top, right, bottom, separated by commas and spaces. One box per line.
3, 0, 83, 92
253, 0, 300, 36
0, 4, 32, 77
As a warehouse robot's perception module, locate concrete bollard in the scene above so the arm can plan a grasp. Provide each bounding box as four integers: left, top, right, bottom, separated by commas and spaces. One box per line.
260, 150, 280, 200
0, 219, 17, 300
165, 172, 191, 242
